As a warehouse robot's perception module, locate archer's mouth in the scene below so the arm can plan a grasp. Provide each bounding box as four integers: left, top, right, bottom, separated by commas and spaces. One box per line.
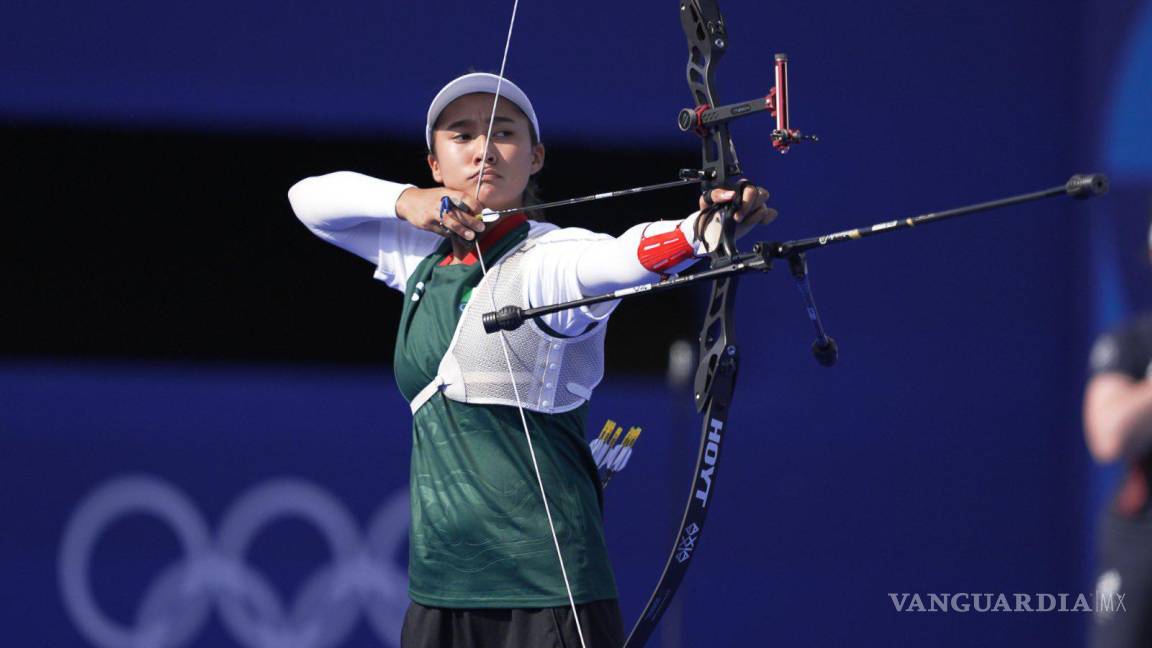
469, 170, 502, 182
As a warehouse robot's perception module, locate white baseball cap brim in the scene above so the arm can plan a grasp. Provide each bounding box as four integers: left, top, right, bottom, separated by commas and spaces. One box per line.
425, 73, 541, 150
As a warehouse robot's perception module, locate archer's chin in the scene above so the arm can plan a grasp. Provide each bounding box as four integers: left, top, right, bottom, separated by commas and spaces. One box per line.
476, 184, 520, 207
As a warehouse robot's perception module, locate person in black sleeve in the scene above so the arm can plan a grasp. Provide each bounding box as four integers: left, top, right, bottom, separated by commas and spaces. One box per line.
1083, 229, 1152, 648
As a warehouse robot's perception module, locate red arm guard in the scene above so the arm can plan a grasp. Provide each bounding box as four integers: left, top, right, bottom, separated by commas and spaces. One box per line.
637, 226, 695, 274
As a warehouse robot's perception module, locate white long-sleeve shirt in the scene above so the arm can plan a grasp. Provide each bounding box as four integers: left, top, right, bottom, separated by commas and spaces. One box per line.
288, 171, 705, 335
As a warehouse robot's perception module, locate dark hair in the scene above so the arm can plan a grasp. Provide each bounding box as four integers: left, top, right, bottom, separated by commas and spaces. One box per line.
518, 126, 545, 221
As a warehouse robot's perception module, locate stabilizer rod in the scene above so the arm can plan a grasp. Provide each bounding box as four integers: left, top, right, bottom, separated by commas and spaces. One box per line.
481, 173, 1108, 334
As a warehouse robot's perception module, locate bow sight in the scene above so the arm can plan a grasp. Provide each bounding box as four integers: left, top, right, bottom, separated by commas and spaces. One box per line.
677, 53, 819, 153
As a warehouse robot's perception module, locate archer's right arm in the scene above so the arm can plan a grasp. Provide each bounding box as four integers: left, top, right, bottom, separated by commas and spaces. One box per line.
288, 171, 414, 262
288, 171, 442, 290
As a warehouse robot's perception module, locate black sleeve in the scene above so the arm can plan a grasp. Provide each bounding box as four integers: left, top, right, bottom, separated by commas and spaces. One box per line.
1090, 317, 1152, 380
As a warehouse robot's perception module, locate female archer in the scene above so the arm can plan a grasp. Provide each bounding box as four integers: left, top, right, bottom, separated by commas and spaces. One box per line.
288, 72, 776, 648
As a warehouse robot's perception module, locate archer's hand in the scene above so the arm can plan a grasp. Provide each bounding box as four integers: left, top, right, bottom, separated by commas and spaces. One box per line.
396, 187, 487, 241
696, 185, 778, 248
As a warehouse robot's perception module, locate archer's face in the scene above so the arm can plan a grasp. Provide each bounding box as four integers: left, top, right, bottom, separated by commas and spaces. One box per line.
428, 93, 544, 211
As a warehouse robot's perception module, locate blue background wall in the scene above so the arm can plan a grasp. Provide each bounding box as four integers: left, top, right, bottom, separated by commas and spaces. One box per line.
3, 0, 1151, 646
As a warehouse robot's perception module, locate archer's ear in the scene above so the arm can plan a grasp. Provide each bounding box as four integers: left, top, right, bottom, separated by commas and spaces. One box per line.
428, 153, 443, 184
530, 143, 545, 175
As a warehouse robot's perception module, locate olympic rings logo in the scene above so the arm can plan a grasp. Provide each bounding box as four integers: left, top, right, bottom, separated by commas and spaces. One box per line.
58, 475, 410, 648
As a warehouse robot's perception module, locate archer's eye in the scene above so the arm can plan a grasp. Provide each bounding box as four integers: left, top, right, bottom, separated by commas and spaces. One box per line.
452, 133, 473, 142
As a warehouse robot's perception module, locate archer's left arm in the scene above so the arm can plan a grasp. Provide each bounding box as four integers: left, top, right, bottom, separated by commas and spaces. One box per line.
524, 185, 775, 336
575, 184, 776, 295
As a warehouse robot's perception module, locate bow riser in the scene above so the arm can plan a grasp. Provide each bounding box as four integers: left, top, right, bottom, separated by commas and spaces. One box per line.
681, 0, 742, 195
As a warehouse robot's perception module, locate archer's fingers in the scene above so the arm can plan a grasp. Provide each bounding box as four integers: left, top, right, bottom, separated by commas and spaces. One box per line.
444, 196, 487, 232
734, 207, 778, 240
736, 206, 776, 229
734, 186, 770, 222
699, 188, 737, 211
431, 218, 473, 241
442, 209, 484, 240
749, 206, 778, 226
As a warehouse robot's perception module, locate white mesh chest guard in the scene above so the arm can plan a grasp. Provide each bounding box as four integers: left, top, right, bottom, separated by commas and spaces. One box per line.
409, 229, 607, 414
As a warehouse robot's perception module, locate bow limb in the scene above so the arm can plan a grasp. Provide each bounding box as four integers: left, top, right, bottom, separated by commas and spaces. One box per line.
622, 1, 742, 645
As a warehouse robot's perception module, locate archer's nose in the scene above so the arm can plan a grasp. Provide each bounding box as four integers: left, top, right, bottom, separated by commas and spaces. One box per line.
471, 138, 497, 165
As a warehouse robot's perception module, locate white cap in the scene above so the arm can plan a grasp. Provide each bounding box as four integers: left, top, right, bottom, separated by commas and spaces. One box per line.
425, 73, 541, 150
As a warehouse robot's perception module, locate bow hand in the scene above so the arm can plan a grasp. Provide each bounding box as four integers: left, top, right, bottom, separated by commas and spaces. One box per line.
695, 183, 778, 253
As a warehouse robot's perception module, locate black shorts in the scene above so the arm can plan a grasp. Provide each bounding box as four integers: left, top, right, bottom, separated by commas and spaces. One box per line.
400, 599, 624, 648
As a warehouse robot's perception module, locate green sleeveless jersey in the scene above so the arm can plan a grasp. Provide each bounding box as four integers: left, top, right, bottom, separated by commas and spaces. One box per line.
393, 224, 617, 608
